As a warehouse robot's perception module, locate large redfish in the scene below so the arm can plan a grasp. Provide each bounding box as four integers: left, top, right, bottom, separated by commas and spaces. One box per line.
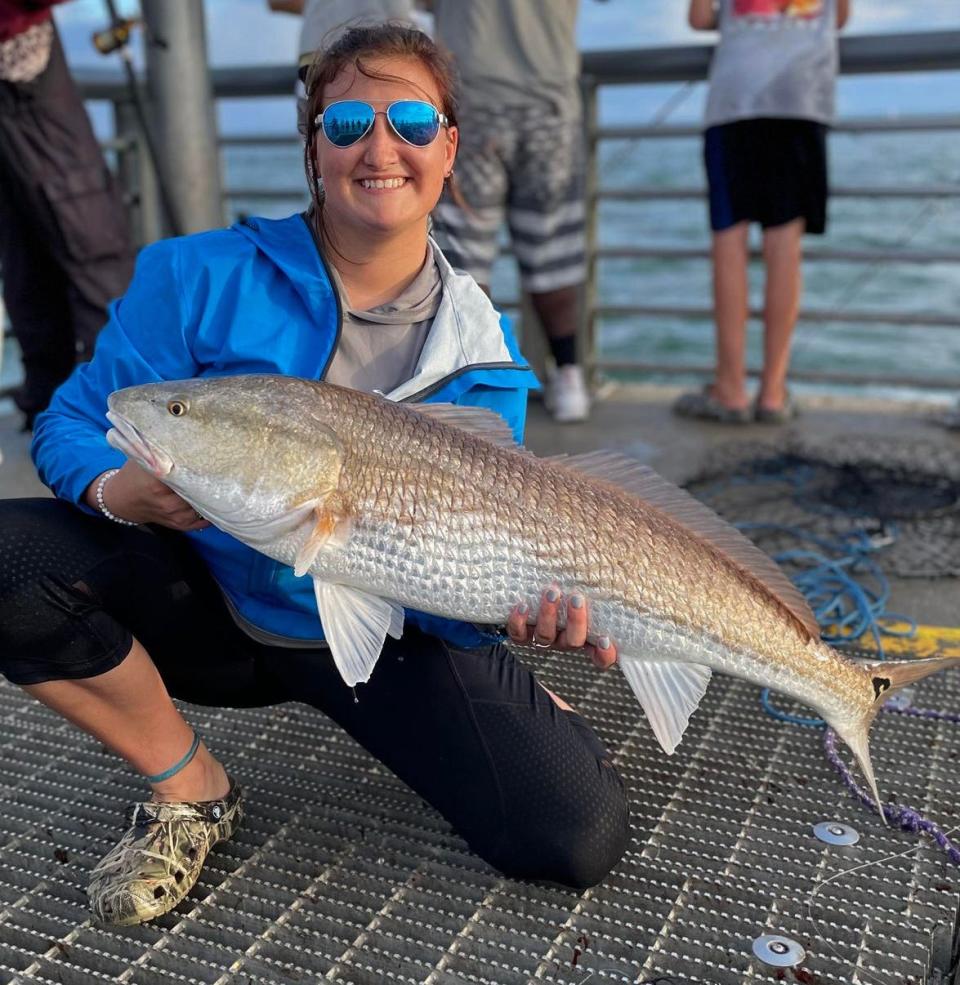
105, 375, 959, 813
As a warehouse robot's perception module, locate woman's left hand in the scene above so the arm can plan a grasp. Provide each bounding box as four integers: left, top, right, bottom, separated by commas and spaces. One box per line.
506, 587, 618, 670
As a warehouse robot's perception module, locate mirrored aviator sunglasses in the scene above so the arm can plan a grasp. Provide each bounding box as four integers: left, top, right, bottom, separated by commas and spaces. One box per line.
316, 99, 447, 148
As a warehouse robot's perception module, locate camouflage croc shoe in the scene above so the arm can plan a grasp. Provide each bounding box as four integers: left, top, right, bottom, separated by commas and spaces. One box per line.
89, 779, 243, 926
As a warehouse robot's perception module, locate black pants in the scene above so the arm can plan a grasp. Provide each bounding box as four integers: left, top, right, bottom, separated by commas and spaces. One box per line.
0, 26, 134, 420
0, 499, 629, 889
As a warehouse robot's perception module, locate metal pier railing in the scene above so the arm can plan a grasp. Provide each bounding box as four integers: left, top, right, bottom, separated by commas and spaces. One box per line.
69, 30, 960, 396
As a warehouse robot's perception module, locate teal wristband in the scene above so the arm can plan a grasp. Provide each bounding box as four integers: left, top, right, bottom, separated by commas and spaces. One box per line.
145, 731, 201, 784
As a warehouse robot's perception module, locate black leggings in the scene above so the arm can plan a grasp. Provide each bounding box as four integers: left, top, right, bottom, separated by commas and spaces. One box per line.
0, 499, 629, 888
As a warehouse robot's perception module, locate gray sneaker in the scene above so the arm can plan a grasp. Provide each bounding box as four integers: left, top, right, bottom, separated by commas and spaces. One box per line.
89, 779, 242, 926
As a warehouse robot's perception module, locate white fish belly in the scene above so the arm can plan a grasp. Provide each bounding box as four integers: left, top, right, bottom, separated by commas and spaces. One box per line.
291, 513, 843, 721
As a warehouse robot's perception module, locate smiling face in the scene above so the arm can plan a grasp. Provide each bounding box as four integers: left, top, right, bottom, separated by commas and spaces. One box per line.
312, 55, 458, 245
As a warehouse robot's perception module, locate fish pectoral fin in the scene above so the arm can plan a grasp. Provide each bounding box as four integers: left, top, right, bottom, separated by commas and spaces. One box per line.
313, 580, 405, 687
294, 505, 352, 577
618, 658, 712, 755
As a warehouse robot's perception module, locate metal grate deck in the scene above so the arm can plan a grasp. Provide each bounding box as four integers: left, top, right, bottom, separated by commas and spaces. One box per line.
685, 434, 960, 580
1, 647, 959, 985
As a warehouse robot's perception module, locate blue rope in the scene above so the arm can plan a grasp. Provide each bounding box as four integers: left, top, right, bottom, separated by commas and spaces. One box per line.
698, 463, 959, 863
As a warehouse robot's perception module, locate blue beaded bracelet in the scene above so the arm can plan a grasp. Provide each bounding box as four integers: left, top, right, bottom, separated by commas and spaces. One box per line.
145, 731, 201, 784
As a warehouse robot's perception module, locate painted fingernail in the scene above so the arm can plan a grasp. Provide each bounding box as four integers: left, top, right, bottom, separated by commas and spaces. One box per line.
545, 588, 560, 603
598, 636, 611, 651
570, 593, 584, 610
516, 603, 529, 616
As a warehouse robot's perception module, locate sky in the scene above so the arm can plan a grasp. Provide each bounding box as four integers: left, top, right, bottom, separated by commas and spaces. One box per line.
55, 0, 960, 133
55, 0, 960, 64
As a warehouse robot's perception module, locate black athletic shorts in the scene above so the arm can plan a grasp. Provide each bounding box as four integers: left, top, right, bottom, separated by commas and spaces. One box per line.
704, 117, 828, 234
0, 498, 629, 888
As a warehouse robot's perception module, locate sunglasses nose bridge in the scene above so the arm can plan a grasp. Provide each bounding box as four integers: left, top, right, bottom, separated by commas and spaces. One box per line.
361, 112, 404, 159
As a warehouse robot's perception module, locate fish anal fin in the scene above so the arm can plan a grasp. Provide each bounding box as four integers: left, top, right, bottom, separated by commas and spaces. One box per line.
618, 657, 711, 755
294, 502, 352, 577
313, 581, 405, 687
552, 452, 820, 643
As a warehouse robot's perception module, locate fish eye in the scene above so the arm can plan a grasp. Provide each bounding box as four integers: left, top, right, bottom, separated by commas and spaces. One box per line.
167, 399, 189, 417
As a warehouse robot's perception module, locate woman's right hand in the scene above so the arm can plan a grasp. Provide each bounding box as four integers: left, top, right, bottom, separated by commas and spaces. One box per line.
84, 462, 210, 531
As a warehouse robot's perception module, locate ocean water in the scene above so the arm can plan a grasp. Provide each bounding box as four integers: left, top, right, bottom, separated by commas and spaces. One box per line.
2, 104, 957, 406
222, 124, 960, 403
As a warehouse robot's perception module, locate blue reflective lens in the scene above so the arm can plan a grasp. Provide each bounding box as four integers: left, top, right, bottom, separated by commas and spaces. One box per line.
320, 101, 376, 147
319, 100, 443, 148
385, 100, 442, 147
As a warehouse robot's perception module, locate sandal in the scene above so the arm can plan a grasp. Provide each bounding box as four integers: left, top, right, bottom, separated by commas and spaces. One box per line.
673, 386, 751, 424
88, 779, 243, 926
754, 394, 798, 425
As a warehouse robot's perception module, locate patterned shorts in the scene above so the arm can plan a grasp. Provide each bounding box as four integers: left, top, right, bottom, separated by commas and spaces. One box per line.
432, 102, 586, 293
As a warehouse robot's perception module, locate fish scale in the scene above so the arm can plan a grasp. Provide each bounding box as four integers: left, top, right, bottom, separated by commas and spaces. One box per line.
325, 410, 830, 688
105, 374, 960, 811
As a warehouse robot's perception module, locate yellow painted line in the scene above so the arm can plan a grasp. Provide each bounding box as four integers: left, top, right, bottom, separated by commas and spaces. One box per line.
839, 623, 960, 659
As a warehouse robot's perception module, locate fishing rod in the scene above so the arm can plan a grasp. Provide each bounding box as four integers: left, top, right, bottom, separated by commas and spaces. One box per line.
600, 80, 697, 174
832, 172, 959, 313
93, 0, 184, 238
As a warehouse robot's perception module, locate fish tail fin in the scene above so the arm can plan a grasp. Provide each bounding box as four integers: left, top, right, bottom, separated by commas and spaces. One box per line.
834, 723, 887, 825
834, 655, 960, 824
863, 655, 960, 702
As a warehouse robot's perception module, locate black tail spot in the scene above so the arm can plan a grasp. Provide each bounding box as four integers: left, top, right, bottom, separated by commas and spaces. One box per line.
872, 676, 892, 700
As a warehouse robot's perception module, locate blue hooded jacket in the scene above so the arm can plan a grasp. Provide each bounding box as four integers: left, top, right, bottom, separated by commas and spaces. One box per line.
32, 213, 540, 648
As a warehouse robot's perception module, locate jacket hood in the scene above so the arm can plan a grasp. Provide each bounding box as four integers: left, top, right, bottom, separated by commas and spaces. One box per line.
388, 235, 523, 402
231, 213, 338, 323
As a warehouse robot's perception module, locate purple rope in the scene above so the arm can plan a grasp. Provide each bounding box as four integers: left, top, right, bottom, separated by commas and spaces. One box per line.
824, 705, 960, 865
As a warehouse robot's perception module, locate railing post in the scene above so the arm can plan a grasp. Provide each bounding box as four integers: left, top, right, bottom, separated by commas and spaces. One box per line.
581, 75, 600, 388
140, 0, 223, 235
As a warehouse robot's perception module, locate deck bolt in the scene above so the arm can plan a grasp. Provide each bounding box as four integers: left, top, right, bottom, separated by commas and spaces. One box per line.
752, 935, 805, 968
814, 820, 860, 845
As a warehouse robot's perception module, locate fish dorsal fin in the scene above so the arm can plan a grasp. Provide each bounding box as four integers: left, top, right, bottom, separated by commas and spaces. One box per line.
618, 658, 712, 755
552, 452, 820, 642
409, 402, 523, 449
313, 581, 405, 687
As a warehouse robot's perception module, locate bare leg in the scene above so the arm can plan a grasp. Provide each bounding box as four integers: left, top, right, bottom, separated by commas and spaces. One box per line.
758, 217, 804, 411
710, 221, 751, 409
25, 637, 229, 803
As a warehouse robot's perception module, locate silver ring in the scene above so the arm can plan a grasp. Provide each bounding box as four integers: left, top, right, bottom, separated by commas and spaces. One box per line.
531, 637, 552, 649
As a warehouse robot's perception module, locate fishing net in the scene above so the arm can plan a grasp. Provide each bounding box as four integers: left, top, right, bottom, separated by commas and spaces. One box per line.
683, 434, 960, 578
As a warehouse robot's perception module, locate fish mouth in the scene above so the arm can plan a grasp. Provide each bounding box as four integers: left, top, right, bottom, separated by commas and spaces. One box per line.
105, 410, 173, 478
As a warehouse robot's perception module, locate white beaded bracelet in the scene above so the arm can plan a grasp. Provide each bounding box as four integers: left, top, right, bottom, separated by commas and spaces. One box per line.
95, 469, 138, 526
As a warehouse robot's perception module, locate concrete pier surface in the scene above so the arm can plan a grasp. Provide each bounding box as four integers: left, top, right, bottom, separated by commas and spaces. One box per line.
1, 387, 959, 985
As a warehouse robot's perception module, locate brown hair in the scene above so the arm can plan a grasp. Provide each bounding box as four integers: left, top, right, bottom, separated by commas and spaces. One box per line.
302, 23, 461, 232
